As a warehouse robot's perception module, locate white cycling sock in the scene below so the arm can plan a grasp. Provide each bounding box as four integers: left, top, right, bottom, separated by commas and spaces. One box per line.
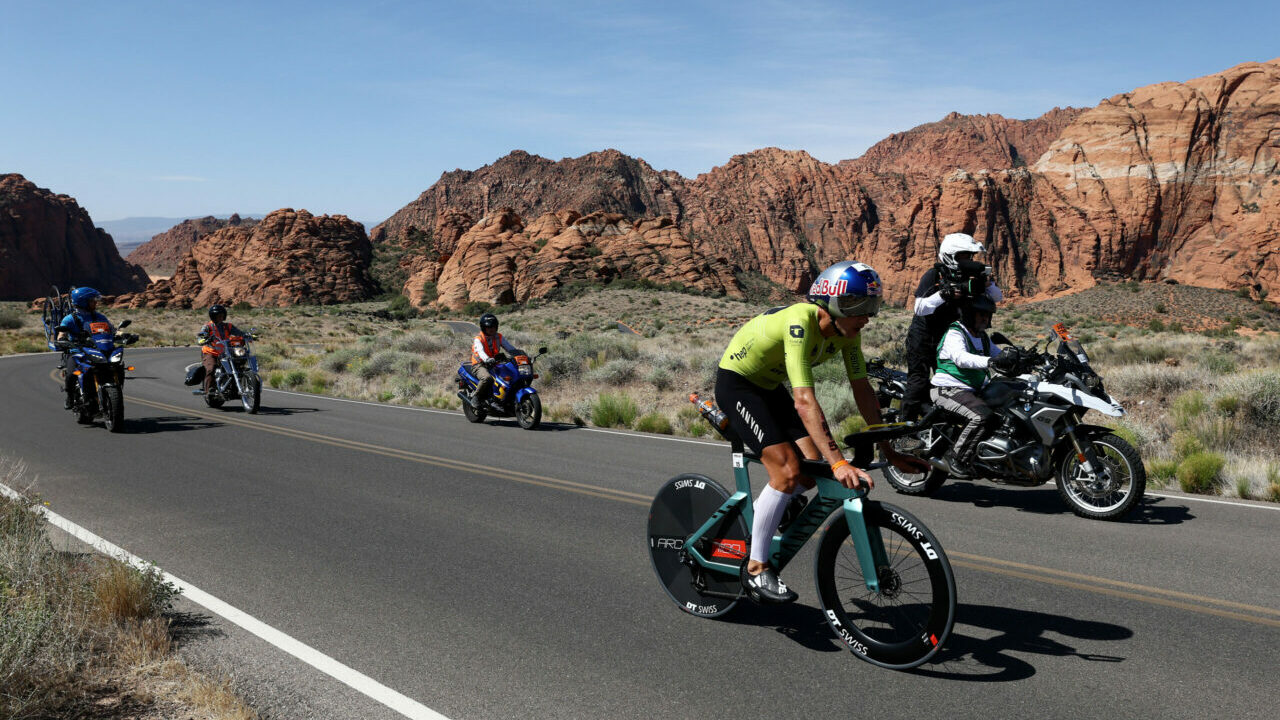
750, 485, 791, 565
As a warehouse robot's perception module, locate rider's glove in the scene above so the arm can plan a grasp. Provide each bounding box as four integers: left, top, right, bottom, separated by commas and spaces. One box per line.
484, 357, 497, 369
989, 348, 1022, 375
939, 282, 960, 302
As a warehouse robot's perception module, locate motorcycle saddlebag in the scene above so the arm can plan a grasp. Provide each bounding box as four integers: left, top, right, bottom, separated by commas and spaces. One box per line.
184, 364, 206, 386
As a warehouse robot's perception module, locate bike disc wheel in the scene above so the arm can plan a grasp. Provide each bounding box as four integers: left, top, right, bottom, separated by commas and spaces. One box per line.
815, 501, 956, 669
1056, 433, 1146, 520
647, 474, 746, 618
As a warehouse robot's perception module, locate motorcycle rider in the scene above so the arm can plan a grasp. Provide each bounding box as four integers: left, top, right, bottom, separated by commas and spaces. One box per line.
716, 261, 928, 604
902, 233, 1004, 420
56, 287, 113, 409
197, 304, 245, 395
468, 313, 520, 407
930, 294, 1022, 477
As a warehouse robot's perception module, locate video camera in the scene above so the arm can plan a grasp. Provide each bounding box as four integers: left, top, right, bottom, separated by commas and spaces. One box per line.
939, 258, 992, 299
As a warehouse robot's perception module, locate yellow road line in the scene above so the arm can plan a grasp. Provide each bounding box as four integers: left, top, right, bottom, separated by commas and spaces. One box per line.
93, 378, 1280, 629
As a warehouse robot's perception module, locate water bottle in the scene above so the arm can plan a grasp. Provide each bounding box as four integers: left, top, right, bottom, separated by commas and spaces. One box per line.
689, 392, 729, 430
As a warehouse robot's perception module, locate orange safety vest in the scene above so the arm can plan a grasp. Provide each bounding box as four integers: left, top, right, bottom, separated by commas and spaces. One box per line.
201, 321, 237, 355
471, 332, 503, 365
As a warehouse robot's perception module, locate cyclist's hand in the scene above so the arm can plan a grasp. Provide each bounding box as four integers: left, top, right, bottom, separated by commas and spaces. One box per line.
834, 462, 874, 491
484, 357, 497, 369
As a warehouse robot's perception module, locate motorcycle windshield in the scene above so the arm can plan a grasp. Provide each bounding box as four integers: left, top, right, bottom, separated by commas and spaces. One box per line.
1059, 339, 1089, 365
90, 332, 116, 354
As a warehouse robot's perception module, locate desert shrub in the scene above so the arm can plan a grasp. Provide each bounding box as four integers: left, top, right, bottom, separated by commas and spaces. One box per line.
392, 331, 451, 354
539, 353, 583, 386
1106, 364, 1196, 399
1198, 354, 1237, 375
267, 370, 286, 388
1090, 341, 1170, 366
323, 347, 362, 373
1240, 371, 1280, 429
308, 371, 331, 393
360, 349, 416, 379
585, 358, 635, 385
297, 354, 319, 368
391, 377, 423, 401
1171, 390, 1206, 428
635, 412, 673, 434
284, 369, 307, 388
1170, 431, 1204, 461
0, 307, 23, 329
1212, 393, 1240, 416
1145, 458, 1179, 485
231, 301, 252, 312
1176, 452, 1224, 494
567, 331, 639, 363
591, 392, 638, 428
644, 366, 673, 390
814, 383, 858, 424
835, 415, 868, 448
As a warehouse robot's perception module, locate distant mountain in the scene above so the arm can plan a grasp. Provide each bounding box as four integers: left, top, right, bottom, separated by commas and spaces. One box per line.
99, 215, 264, 251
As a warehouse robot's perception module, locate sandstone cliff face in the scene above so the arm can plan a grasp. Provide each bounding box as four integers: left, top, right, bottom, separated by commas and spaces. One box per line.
379, 59, 1280, 309
127, 214, 257, 270
1030, 59, 1280, 298
0, 174, 149, 301
427, 209, 732, 308
119, 209, 376, 308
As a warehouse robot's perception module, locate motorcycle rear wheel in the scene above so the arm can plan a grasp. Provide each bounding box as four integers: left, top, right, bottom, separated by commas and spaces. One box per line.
204, 391, 225, 408
517, 394, 541, 429
883, 429, 946, 496
1055, 433, 1146, 520
462, 395, 486, 423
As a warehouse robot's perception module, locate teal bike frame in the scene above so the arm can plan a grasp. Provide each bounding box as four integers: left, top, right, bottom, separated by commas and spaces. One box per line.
682, 448, 890, 593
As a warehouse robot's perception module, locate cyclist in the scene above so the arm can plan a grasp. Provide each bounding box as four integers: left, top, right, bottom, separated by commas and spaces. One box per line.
468, 312, 519, 406
930, 294, 1021, 476
902, 233, 1004, 420
56, 287, 113, 408
716, 261, 928, 603
197, 304, 245, 395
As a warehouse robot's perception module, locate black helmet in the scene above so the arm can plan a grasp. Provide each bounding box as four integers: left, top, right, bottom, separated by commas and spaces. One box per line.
209, 304, 228, 322
961, 294, 996, 329
479, 313, 498, 332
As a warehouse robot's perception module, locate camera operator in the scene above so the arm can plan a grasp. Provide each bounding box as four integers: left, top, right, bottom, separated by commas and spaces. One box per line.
901, 233, 1004, 420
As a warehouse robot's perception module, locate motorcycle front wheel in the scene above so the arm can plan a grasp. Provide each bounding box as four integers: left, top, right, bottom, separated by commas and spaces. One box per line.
1055, 433, 1146, 520
101, 386, 124, 433
517, 394, 541, 430
241, 372, 261, 414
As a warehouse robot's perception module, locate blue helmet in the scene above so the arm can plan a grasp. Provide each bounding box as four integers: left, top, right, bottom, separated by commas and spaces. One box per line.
806, 261, 882, 318
70, 287, 102, 310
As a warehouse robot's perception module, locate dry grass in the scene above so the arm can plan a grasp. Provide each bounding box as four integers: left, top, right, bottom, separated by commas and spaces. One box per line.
0, 457, 258, 720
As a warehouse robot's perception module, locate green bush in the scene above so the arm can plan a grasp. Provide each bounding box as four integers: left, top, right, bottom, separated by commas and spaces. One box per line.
1176, 452, 1224, 494
635, 412, 673, 434
462, 300, 493, 316
308, 371, 331, 393
284, 369, 307, 388
835, 415, 868, 448
1170, 431, 1204, 461
267, 370, 286, 388
644, 366, 673, 391
591, 392, 638, 428
1145, 458, 1179, 485
1171, 390, 1206, 428
1213, 393, 1240, 416
1241, 372, 1280, 429
231, 301, 252, 312
585, 358, 635, 385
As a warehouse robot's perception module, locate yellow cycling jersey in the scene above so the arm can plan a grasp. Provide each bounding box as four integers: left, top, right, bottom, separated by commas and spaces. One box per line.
718, 303, 867, 390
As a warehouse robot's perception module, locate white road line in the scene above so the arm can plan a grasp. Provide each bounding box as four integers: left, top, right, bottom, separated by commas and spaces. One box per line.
1146, 491, 1280, 511
0, 482, 451, 720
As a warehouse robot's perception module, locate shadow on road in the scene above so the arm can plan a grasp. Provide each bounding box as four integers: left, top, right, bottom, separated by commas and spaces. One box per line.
480, 418, 579, 432
125, 415, 224, 434
239, 406, 320, 417
925, 482, 1192, 524
911, 603, 1132, 681
721, 601, 845, 653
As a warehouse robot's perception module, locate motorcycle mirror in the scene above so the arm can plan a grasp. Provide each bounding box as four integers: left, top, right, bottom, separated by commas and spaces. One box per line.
118, 319, 132, 329
538, 346, 548, 355
989, 331, 1012, 346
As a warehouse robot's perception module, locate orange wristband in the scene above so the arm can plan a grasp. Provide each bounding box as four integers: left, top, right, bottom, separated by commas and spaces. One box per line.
830, 459, 850, 472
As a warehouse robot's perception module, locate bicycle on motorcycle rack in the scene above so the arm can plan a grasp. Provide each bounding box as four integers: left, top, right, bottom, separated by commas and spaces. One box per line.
646, 397, 957, 670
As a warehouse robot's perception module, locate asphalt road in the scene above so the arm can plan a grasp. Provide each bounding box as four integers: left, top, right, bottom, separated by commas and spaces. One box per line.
2, 348, 1278, 719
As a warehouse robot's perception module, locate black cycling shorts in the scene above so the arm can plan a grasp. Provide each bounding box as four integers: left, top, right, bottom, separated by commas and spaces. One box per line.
714, 368, 808, 454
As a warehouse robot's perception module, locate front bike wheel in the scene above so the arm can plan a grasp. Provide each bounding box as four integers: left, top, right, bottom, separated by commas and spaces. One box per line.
517, 394, 541, 429
815, 501, 956, 669
241, 372, 261, 413
1055, 433, 1146, 520
647, 474, 747, 618
102, 386, 124, 433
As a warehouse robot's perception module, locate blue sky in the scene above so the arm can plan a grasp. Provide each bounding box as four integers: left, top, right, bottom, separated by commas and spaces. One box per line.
3, 0, 1277, 223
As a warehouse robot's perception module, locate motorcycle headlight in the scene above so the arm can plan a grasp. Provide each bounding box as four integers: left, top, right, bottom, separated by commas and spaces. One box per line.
232, 347, 247, 358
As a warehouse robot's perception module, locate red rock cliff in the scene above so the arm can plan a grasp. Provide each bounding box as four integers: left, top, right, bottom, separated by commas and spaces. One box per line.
0, 174, 149, 301
127, 214, 258, 270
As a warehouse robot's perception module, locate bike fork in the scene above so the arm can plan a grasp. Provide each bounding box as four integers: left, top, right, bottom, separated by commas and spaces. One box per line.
842, 498, 889, 593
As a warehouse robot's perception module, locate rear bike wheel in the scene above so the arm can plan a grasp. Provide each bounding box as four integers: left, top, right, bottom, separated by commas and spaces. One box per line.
647, 474, 747, 618
815, 501, 956, 669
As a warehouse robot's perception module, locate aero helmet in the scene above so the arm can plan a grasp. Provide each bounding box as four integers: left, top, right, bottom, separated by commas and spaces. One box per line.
208, 304, 228, 322
938, 232, 985, 271
70, 287, 101, 310
806, 261, 883, 318
479, 313, 499, 332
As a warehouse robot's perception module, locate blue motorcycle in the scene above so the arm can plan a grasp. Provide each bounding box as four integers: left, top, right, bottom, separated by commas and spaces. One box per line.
53, 318, 138, 432
456, 346, 548, 429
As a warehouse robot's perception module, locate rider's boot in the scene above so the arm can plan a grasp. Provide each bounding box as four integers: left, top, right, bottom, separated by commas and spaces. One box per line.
931, 446, 974, 478
63, 382, 74, 410
741, 563, 798, 604
473, 377, 494, 407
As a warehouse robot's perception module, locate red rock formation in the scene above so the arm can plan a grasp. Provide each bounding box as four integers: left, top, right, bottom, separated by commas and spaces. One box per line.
0, 174, 149, 301
118, 209, 376, 308
380, 59, 1280, 309
127, 214, 257, 270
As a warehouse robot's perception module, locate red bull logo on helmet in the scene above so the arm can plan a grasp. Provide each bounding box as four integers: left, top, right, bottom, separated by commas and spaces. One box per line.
809, 278, 848, 297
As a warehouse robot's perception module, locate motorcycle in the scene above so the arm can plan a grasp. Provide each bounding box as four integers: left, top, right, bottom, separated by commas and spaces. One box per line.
456, 347, 548, 429
55, 318, 138, 432
871, 322, 1146, 520
192, 332, 262, 413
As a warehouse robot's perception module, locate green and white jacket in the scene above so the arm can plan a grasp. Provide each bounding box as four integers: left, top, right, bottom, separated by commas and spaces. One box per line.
933, 321, 1002, 390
